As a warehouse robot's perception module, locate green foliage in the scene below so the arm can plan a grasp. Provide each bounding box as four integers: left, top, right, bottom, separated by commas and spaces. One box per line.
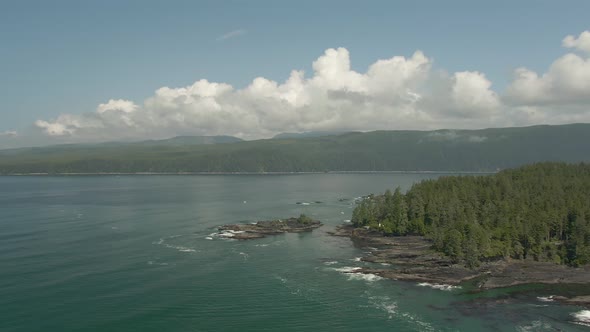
352, 162, 590, 268
1, 124, 590, 174
298, 214, 313, 225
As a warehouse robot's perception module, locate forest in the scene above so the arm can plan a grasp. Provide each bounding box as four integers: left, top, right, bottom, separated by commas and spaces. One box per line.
351, 163, 590, 268
0, 123, 589, 174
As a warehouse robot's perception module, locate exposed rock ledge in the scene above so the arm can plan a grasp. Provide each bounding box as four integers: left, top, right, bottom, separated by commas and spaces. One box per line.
218, 217, 322, 240
330, 224, 590, 293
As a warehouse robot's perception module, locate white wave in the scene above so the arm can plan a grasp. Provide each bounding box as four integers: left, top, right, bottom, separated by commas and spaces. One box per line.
348, 273, 383, 282
177, 247, 197, 252
380, 263, 391, 266
353, 257, 362, 262
516, 320, 554, 331
399, 312, 435, 331
331, 266, 361, 273
379, 302, 398, 316
536, 296, 554, 302
572, 310, 590, 327
254, 244, 269, 247
343, 219, 351, 223
218, 229, 245, 238
417, 282, 461, 291
205, 236, 213, 240
239, 252, 249, 260
367, 295, 396, 317
275, 276, 288, 284
323, 261, 338, 265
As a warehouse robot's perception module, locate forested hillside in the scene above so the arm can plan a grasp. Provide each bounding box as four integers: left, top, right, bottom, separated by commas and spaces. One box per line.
0, 124, 589, 174
351, 163, 590, 267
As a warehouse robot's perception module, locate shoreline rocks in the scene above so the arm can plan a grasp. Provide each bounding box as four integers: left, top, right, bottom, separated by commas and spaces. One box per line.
218, 216, 322, 240
332, 224, 590, 293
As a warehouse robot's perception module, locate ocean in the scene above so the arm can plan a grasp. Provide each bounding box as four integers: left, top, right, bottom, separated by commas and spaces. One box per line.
1, 174, 588, 331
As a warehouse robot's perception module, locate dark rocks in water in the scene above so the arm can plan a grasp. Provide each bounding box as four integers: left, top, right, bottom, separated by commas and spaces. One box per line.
553, 295, 590, 308
331, 224, 590, 290
218, 217, 322, 240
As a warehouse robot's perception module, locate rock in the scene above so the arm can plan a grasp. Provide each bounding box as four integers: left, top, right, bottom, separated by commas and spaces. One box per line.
331, 224, 590, 290
218, 217, 322, 240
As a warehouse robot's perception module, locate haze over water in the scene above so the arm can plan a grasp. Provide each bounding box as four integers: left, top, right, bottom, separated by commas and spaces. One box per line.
1, 174, 588, 331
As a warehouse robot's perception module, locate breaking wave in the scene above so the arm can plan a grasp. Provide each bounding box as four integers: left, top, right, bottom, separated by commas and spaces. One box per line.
417, 282, 461, 291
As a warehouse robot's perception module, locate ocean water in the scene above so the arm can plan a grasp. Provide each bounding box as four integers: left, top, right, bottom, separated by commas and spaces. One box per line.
1, 174, 588, 331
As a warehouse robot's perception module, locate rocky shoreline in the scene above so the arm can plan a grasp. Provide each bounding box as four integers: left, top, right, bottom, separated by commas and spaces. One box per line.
330, 224, 590, 306
218, 216, 322, 240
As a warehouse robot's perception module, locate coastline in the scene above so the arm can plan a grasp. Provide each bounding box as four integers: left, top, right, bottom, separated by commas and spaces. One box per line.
330, 224, 590, 306
0, 170, 497, 176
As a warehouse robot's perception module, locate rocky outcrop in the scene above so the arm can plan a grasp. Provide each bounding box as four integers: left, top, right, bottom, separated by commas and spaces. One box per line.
218, 217, 322, 240
332, 224, 590, 290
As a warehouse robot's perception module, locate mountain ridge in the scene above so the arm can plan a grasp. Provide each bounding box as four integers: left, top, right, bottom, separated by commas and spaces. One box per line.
0, 123, 588, 174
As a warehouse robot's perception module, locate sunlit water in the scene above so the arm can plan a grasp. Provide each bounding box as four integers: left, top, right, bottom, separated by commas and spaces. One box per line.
1, 174, 588, 331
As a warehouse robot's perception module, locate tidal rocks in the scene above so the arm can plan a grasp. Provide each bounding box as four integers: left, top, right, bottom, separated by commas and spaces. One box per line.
218, 216, 322, 240
333, 224, 590, 290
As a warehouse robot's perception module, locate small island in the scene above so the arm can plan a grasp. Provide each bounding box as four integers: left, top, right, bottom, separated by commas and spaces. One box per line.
333, 162, 590, 301
218, 214, 322, 240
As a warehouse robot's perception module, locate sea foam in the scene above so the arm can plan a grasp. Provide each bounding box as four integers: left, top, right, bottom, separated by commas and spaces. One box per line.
348, 273, 383, 282
572, 310, 590, 327
332, 266, 362, 273
417, 282, 461, 291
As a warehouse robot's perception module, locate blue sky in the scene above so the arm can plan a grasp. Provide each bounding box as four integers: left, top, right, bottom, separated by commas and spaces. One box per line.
1, 0, 590, 147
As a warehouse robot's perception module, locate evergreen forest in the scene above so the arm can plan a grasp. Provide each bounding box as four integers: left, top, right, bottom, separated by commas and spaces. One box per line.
351, 163, 590, 268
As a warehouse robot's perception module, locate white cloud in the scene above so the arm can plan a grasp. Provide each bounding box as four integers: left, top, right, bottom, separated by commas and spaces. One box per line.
563, 30, 590, 54
97, 99, 138, 114
0, 130, 17, 137
30, 31, 590, 143
217, 29, 246, 41
35, 119, 75, 136
505, 53, 590, 105
505, 30, 590, 108
451, 71, 500, 115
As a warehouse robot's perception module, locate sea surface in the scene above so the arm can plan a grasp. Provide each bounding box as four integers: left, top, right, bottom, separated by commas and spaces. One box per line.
1, 174, 589, 331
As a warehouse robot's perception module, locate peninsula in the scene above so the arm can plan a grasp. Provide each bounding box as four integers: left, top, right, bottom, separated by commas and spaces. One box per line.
333, 162, 590, 300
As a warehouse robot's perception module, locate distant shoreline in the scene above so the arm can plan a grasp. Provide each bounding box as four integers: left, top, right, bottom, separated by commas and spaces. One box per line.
0, 170, 497, 176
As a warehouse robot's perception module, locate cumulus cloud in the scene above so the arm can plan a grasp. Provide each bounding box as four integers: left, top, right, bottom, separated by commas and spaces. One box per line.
31, 31, 590, 143
97, 99, 138, 114
505, 30, 590, 106
563, 30, 590, 54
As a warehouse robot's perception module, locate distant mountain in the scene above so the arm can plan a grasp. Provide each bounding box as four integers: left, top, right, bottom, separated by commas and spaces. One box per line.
131, 135, 242, 146
272, 131, 351, 139
0, 124, 589, 174
0, 135, 242, 156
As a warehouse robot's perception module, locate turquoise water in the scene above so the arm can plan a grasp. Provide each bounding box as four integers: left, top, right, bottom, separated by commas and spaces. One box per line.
1, 174, 588, 331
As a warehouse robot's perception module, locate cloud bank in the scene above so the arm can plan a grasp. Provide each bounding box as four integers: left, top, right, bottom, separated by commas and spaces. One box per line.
26, 30, 590, 143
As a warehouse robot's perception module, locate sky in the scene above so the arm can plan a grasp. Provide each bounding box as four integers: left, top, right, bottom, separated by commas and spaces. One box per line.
1, 0, 589, 148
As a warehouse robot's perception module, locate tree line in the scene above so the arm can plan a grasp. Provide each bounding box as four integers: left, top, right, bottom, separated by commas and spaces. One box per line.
351, 163, 590, 268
